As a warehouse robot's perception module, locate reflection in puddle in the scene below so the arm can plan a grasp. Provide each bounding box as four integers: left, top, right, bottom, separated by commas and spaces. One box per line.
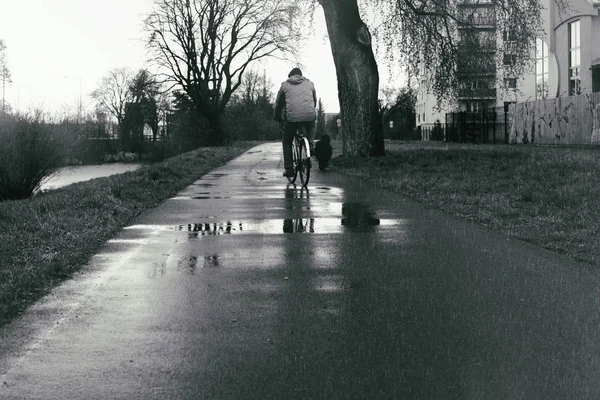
184, 222, 242, 238
313, 274, 347, 293
126, 218, 404, 236
285, 185, 310, 199
313, 246, 340, 269
341, 202, 380, 229
177, 255, 198, 274
175, 254, 220, 272
204, 255, 220, 268
283, 218, 315, 233
107, 238, 150, 245
200, 173, 228, 180
150, 261, 167, 277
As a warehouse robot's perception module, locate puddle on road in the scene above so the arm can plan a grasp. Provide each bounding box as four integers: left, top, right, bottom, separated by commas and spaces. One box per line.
313, 274, 347, 293
173, 186, 342, 201
204, 255, 220, 268
177, 255, 198, 274
341, 202, 380, 227
124, 218, 404, 236
191, 196, 231, 200
108, 238, 150, 245
174, 254, 221, 274
200, 173, 228, 180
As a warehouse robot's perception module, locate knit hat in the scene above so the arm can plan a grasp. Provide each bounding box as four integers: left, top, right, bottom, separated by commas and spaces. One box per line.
288, 68, 302, 77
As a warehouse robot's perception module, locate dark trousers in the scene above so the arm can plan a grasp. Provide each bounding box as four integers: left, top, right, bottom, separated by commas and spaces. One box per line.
282, 120, 316, 171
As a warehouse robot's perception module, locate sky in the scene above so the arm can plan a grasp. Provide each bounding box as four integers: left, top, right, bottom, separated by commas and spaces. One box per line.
0, 0, 404, 117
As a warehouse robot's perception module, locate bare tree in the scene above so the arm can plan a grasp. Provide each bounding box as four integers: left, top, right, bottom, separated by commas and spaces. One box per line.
145, 0, 297, 145
236, 69, 274, 107
0, 40, 11, 114
316, 0, 568, 156
128, 69, 163, 142
91, 68, 135, 129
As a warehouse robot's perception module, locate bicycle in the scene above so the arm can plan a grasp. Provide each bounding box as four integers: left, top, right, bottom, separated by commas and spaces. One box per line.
286, 128, 311, 187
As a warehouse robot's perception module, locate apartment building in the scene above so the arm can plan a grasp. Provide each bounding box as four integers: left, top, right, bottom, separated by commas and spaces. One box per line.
531, 0, 600, 98
416, 0, 600, 129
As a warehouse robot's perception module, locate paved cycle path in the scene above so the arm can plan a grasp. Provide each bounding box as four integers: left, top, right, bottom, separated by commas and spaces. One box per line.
2, 142, 600, 399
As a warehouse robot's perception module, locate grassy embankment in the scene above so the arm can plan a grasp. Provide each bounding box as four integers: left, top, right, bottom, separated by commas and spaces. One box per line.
332, 140, 600, 267
0, 142, 260, 325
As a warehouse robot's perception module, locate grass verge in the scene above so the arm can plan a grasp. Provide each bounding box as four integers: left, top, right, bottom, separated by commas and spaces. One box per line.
0, 142, 260, 325
332, 140, 600, 267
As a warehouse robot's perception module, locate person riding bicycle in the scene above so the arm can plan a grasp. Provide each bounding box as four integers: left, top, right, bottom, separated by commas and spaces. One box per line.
273, 67, 317, 178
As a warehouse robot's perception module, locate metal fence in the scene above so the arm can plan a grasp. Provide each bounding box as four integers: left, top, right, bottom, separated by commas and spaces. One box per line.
419, 125, 445, 141
444, 108, 509, 144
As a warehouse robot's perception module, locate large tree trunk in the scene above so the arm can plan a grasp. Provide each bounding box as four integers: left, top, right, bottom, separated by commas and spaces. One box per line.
320, 0, 384, 157
206, 112, 226, 146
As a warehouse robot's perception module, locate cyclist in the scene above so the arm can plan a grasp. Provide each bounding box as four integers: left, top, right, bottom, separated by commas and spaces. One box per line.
273, 67, 317, 178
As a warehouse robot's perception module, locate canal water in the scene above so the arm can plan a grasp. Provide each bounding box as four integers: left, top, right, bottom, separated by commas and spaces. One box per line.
39, 163, 142, 192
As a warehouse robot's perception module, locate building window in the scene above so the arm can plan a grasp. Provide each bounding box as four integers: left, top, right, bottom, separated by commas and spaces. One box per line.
503, 53, 517, 66
535, 38, 549, 99
466, 101, 481, 112
502, 29, 517, 43
504, 78, 517, 89
569, 20, 581, 95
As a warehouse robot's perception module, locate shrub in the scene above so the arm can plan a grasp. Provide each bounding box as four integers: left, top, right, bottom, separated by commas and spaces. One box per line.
143, 140, 178, 162
0, 114, 63, 200
223, 106, 280, 141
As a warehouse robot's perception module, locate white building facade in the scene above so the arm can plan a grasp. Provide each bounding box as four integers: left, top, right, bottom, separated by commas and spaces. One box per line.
416, 0, 600, 129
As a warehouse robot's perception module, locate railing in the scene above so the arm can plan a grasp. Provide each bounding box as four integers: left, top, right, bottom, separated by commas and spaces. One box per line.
456, 0, 494, 5
458, 15, 497, 28
458, 88, 497, 99
458, 41, 496, 52
457, 63, 497, 76
444, 108, 508, 144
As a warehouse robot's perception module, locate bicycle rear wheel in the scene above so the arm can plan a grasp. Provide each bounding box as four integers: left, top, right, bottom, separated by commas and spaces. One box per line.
299, 138, 310, 187
287, 136, 299, 184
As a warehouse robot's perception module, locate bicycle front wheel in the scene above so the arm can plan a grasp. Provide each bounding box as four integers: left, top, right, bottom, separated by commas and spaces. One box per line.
299, 138, 310, 187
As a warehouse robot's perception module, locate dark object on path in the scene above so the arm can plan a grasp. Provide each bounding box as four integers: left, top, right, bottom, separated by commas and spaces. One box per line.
341, 202, 380, 227
314, 134, 333, 171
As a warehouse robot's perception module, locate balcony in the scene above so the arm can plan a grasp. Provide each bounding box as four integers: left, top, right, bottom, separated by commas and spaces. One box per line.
457, 61, 497, 77
458, 15, 497, 29
456, 0, 494, 5
458, 87, 497, 99
458, 41, 496, 53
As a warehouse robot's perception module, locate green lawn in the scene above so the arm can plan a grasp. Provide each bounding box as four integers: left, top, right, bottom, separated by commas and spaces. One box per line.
332, 139, 600, 267
0, 142, 261, 325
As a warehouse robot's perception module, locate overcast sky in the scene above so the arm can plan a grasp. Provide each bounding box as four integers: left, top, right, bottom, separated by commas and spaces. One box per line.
0, 1, 402, 117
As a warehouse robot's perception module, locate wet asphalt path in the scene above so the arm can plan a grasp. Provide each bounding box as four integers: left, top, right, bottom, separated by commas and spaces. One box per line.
2, 142, 600, 399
